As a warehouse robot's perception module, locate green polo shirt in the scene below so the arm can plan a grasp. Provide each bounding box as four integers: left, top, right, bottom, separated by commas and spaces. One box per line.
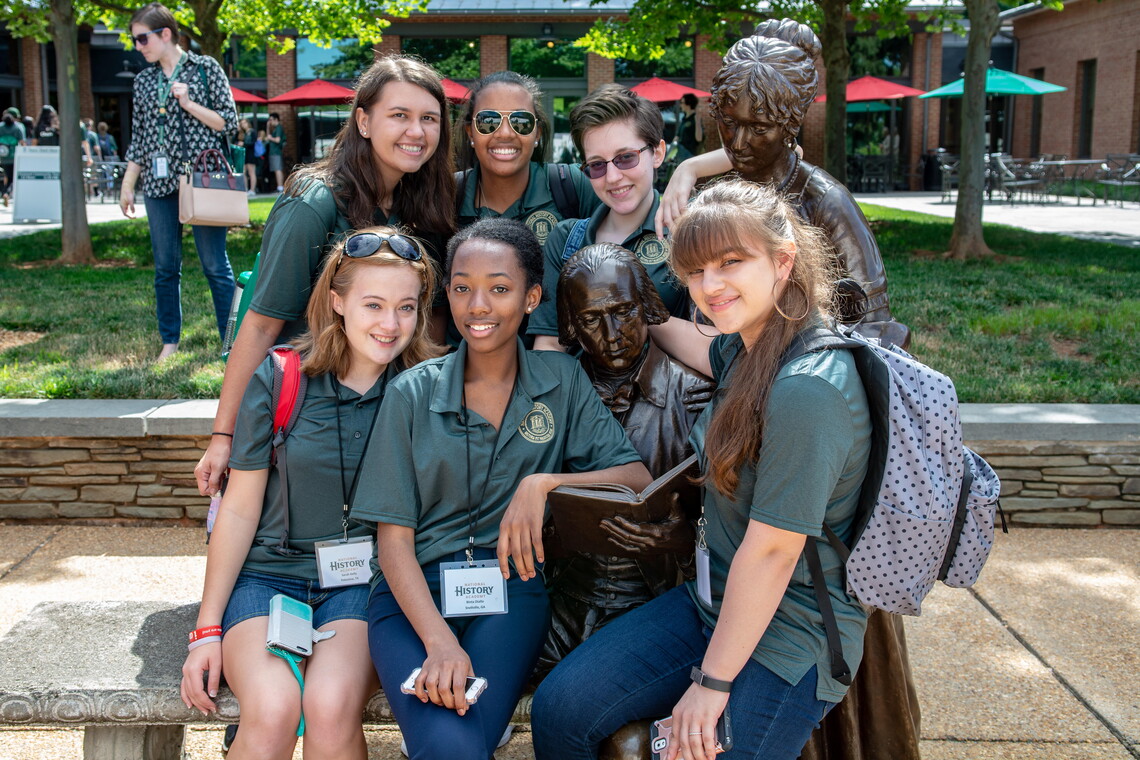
229, 356, 399, 581
268, 124, 285, 156
350, 338, 641, 586
687, 332, 871, 703
457, 162, 601, 246
249, 179, 412, 343
527, 193, 687, 338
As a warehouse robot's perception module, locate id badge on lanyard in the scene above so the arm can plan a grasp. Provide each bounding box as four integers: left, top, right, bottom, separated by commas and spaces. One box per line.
314, 536, 373, 588
695, 508, 713, 607
439, 559, 508, 617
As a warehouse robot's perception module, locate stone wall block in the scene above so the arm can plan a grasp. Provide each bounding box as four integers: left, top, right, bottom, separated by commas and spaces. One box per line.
1123, 478, 1140, 494
1082, 444, 1140, 455
0, 503, 59, 518
161, 476, 198, 488
0, 487, 27, 500
1112, 466, 1140, 476
129, 461, 195, 474
80, 485, 138, 503
1029, 443, 1092, 456
116, 506, 185, 519
1090, 455, 1140, 465
1058, 484, 1120, 499
0, 438, 49, 449
172, 487, 205, 498
1022, 482, 1059, 492
0, 449, 90, 466
1001, 497, 1089, 511
136, 496, 205, 507
1095, 500, 1140, 509
140, 449, 204, 461
64, 463, 129, 476
1103, 510, 1140, 525
0, 477, 27, 487
145, 438, 207, 450
986, 456, 1087, 468
1041, 466, 1112, 476
137, 484, 174, 498
1047, 476, 1125, 485
185, 506, 210, 520
60, 503, 117, 518
994, 469, 1043, 481
23, 486, 78, 501
1012, 511, 1102, 526
1001, 481, 1023, 496
29, 475, 120, 486
122, 475, 159, 484
1125, 495, 1140, 502
0, 467, 62, 476
92, 453, 141, 462
969, 442, 1039, 455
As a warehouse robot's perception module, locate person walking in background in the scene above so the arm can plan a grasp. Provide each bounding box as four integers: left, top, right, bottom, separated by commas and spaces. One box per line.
267, 111, 285, 192
239, 118, 257, 196
119, 1, 239, 361
674, 93, 703, 157
96, 121, 119, 196
0, 107, 25, 207
31, 105, 60, 146
82, 118, 101, 199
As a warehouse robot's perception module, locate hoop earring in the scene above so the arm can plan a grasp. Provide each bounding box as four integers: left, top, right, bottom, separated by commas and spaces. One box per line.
772, 277, 810, 322
690, 303, 718, 338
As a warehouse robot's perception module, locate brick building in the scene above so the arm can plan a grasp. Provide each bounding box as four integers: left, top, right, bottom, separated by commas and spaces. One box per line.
1004, 0, 1140, 159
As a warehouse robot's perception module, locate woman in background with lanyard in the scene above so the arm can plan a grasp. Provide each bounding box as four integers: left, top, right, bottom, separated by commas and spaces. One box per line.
350, 218, 650, 760
119, 2, 238, 361
180, 227, 443, 760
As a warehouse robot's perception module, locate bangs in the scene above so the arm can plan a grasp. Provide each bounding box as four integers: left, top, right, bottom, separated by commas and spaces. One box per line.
670, 202, 770, 275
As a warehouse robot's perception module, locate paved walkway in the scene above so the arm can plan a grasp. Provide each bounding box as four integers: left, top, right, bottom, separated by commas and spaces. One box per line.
856, 191, 1140, 248
0, 195, 146, 239
0, 525, 1135, 759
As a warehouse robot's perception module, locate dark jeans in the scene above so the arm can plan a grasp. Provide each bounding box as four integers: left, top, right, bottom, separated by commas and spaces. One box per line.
367, 548, 551, 760
532, 586, 833, 760
143, 192, 234, 345
1, 163, 12, 197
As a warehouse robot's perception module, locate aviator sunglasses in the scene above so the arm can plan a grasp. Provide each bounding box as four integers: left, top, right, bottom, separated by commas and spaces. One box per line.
342, 231, 423, 265
472, 110, 537, 136
131, 28, 167, 46
580, 145, 655, 180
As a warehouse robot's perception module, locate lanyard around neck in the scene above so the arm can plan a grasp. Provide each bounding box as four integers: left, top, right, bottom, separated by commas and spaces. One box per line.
460, 375, 517, 565
156, 52, 187, 148
331, 375, 383, 540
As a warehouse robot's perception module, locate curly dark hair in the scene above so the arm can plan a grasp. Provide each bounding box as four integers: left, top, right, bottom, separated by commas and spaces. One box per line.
446, 217, 544, 291
556, 243, 670, 347
453, 71, 553, 170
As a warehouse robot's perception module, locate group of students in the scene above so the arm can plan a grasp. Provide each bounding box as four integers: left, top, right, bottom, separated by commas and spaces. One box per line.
178, 38, 885, 760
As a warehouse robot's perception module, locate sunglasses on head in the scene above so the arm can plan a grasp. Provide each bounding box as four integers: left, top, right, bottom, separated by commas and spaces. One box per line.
342, 232, 423, 264
131, 28, 166, 46
471, 110, 537, 136
580, 145, 655, 180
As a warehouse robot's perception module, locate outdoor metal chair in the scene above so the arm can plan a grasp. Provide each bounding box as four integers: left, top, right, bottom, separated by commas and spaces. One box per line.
989, 154, 1045, 205
936, 151, 959, 202
1097, 154, 1140, 207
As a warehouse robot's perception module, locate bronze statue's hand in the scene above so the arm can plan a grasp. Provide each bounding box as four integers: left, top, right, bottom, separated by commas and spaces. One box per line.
682, 378, 716, 414
600, 494, 694, 554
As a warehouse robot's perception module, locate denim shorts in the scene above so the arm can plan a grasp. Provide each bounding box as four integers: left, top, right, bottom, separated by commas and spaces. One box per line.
221, 569, 370, 636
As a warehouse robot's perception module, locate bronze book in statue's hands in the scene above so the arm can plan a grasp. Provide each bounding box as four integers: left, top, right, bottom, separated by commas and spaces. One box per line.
547, 454, 700, 557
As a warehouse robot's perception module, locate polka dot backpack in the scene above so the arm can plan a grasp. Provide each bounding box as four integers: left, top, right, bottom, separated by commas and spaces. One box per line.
784, 324, 1005, 686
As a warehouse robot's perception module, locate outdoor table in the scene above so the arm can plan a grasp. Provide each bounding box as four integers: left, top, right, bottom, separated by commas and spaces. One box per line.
1035, 159, 1104, 205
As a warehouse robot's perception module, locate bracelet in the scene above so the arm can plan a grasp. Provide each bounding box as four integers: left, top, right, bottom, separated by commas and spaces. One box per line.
187, 636, 221, 652
211, 431, 234, 438
189, 625, 223, 643
690, 666, 733, 693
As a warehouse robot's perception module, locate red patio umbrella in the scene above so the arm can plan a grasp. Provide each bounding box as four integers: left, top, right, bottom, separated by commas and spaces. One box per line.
629, 77, 711, 103
230, 85, 268, 104
442, 78, 471, 103
269, 79, 356, 106
815, 75, 926, 102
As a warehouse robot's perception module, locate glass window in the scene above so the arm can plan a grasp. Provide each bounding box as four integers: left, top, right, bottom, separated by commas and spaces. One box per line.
0, 32, 18, 77
296, 38, 373, 81
401, 38, 480, 80
509, 38, 584, 78
615, 38, 694, 79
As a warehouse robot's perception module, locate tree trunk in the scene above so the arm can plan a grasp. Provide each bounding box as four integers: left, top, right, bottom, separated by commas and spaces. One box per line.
818, 0, 850, 186
51, 0, 94, 265
187, 0, 226, 62
947, 0, 999, 260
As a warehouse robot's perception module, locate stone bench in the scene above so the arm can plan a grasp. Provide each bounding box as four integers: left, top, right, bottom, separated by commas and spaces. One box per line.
0, 601, 532, 760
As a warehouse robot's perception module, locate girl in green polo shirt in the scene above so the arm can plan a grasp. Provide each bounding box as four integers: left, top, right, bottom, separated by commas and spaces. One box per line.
532, 180, 872, 760
180, 228, 443, 759
350, 218, 650, 760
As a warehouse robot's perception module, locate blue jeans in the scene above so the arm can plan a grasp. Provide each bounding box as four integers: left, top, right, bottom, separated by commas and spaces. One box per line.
144, 192, 234, 345
220, 569, 369, 636
532, 586, 833, 760
367, 548, 550, 760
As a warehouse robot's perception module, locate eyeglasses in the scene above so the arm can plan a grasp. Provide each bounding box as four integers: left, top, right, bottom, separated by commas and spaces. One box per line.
471, 110, 537, 136
580, 145, 654, 180
342, 232, 423, 263
131, 28, 166, 47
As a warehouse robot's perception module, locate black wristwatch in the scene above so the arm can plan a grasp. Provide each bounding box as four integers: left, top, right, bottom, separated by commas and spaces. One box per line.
690, 666, 733, 693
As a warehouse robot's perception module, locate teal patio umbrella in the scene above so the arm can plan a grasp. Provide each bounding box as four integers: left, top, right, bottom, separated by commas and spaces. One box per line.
918, 68, 1066, 98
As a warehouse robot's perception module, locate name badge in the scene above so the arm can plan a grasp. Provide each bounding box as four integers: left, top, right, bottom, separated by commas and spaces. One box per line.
152, 154, 170, 179
314, 536, 374, 588
439, 560, 508, 617
696, 544, 713, 607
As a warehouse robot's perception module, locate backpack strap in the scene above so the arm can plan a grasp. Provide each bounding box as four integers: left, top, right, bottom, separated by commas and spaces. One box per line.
937, 453, 976, 581
562, 218, 590, 262
548, 163, 580, 220
454, 169, 470, 216
803, 540, 853, 686
268, 345, 308, 557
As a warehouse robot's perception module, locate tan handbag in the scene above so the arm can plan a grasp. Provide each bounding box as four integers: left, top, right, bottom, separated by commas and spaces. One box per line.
178, 148, 250, 227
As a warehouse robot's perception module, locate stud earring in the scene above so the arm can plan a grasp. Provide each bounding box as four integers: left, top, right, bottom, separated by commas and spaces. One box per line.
360, 130, 368, 137
470, 141, 475, 147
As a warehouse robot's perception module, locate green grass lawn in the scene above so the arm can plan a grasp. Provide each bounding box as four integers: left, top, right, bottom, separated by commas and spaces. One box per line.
1, 199, 1137, 402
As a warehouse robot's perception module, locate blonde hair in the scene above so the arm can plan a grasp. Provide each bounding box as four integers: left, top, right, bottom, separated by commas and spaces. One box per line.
670, 179, 837, 496
294, 225, 444, 377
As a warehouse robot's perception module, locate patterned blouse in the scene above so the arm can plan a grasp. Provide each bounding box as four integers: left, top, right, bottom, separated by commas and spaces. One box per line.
125, 50, 237, 198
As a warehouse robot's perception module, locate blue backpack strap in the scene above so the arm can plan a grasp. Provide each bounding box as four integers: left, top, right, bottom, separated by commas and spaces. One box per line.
547, 162, 580, 220
562, 218, 590, 262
